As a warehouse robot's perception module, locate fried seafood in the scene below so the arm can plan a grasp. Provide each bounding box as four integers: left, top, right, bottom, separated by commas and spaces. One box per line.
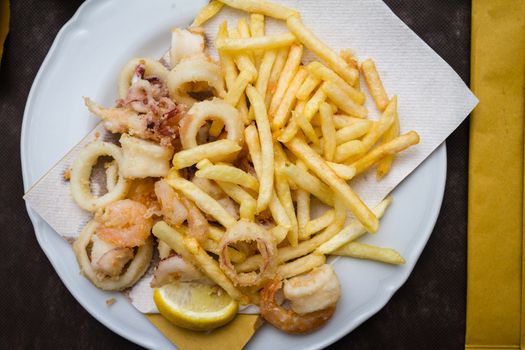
179, 99, 243, 149
170, 27, 207, 67
151, 254, 213, 287
154, 180, 189, 226
84, 96, 185, 147
260, 278, 336, 334
167, 57, 226, 107
90, 235, 134, 277
73, 220, 153, 291
95, 199, 153, 248
70, 141, 130, 212
283, 264, 341, 314
219, 221, 277, 287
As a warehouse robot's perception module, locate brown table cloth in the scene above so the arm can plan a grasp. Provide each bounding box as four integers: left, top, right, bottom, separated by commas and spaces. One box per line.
0, 0, 470, 348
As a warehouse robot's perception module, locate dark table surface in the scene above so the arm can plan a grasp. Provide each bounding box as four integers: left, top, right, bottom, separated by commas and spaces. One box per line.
0, 0, 470, 349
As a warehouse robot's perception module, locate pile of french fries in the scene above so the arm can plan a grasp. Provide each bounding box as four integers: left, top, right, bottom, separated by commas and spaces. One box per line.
155, 0, 419, 303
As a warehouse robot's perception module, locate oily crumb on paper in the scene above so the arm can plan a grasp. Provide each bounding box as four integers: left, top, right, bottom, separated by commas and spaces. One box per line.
63, 168, 71, 181
106, 298, 116, 307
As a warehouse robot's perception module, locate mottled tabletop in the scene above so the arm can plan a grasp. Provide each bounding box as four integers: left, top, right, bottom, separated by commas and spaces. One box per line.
0, 0, 470, 349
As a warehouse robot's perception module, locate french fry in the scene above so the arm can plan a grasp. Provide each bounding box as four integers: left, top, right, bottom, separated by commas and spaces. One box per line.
191, 0, 224, 27
237, 18, 251, 38
266, 46, 289, 104
296, 74, 322, 100
272, 67, 308, 130
277, 252, 326, 279
224, 69, 253, 107
216, 181, 256, 221
275, 143, 298, 246
244, 124, 262, 170
334, 140, 365, 163
332, 242, 405, 265
351, 131, 420, 175
228, 28, 257, 80
245, 125, 290, 234
340, 48, 359, 70
296, 161, 310, 240
307, 61, 365, 104
184, 236, 249, 304
172, 140, 241, 169
207, 224, 225, 242
217, 22, 239, 88
237, 94, 249, 124
237, 18, 256, 64
236, 196, 346, 272
217, 0, 299, 20
335, 120, 372, 144
255, 50, 277, 97
326, 162, 356, 180
249, 14, 265, 66
277, 85, 326, 143
270, 225, 289, 244
296, 188, 310, 240
317, 197, 392, 254
305, 209, 335, 236
195, 163, 259, 191
152, 221, 197, 268
216, 32, 296, 53
319, 102, 336, 161
215, 22, 250, 130
322, 81, 367, 118
269, 44, 303, 117
282, 163, 334, 206
203, 238, 246, 263
245, 85, 274, 213
377, 107, 401, 179
326, 114, 367, 129
286, 16, 358, 85
269, 189, 292, 232
360, 96, 397, 152
166, 177, 237, 228
285, 137, 379, 233
361, 58, 389, 112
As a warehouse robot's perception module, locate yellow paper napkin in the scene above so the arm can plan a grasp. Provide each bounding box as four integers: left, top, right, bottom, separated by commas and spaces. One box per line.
146, 314, 262, 350
0, 0, 9, 61
466, 0, 525, 349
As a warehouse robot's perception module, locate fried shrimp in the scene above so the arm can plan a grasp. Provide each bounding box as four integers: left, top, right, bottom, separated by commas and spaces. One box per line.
154, 180, 189, 226
283, 264, 341, 314
260, 279, 336, 334
95, 199, 153, 248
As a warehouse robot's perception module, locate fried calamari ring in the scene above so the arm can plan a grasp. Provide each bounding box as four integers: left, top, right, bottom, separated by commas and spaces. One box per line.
167, 57, 226, 107
260, 279, 336, 334
73, 220, 153, 291
179, 99, 243, 149
70, 141, 130, 212
118, 58, 170, 98
219, 220, 277, 287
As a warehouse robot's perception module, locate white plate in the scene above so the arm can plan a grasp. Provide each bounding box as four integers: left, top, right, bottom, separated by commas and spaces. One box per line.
21, 0, 447, 349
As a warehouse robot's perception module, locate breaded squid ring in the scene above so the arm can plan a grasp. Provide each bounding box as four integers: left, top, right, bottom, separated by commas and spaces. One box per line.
73, 220, 153, 291
118, 58, 170, 98
70, 141, 130, 212
167, 57, 226, 107
179, 99, 243, 149
219, 220, 277, 287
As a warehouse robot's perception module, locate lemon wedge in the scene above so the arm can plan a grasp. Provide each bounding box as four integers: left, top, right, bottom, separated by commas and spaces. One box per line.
153, 282, 238, 331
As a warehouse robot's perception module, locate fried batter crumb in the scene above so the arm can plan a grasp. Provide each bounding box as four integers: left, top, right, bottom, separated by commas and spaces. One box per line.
63, 168, 71, 181
106, 298, 116, 306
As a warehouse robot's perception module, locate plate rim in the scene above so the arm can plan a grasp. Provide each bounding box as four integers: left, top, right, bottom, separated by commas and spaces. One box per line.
20, 0, 448, 348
